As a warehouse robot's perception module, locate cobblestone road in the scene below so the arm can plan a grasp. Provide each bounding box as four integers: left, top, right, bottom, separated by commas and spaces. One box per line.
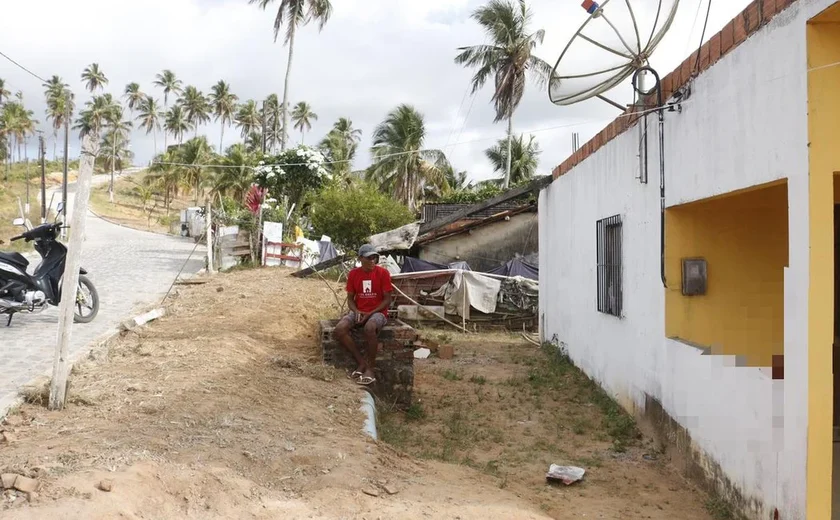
0, 175, 204, 413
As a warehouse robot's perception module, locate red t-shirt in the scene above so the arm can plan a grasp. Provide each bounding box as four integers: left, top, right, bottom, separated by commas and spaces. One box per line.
346, 266, 393, 316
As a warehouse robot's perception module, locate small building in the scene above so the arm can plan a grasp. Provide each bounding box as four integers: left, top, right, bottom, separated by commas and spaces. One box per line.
415, 201, 538, 273
539, 1, 840, 518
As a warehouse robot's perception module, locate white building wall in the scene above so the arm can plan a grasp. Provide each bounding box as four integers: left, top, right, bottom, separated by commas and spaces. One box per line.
540, 1, 835, 518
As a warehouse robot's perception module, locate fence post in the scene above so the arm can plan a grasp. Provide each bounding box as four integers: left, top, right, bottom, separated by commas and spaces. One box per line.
206, 198, 215, 274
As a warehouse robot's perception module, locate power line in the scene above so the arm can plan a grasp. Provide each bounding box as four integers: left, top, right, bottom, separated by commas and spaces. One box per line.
0, 49, 47, 83
693, 0, 712, 75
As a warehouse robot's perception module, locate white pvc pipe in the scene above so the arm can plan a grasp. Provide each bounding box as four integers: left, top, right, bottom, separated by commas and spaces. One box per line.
359, 390, 377, 440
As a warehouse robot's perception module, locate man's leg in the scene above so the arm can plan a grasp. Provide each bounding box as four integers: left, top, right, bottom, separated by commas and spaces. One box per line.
334, 314, 366, 374
361, 313, 387, 380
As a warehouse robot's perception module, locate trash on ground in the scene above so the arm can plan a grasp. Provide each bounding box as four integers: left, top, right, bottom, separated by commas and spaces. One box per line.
414, 348, 431, 359
546, 464, 585, 485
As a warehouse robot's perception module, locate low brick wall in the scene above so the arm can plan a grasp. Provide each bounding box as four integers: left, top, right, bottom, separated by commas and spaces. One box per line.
320, 319, 416, 409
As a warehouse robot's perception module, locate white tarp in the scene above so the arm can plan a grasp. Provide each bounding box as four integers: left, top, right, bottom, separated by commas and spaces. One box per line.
380, 255, 401, 275
368, 222, 420, 252
262, 221, 284, 267
440, 270, 501, 319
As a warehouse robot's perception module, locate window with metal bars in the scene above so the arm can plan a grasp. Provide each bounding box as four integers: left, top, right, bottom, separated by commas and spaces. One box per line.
596, 215, 623, 317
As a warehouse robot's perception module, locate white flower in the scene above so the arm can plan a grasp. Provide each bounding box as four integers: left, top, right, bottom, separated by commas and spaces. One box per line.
266, 197, 277, 203
296, 149, 305, 157
266, 171, 275, 179
258, 161, 265, 166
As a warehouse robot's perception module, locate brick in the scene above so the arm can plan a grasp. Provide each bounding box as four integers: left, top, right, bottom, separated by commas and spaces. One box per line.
720, 20, 734, 54
744, 1, 760, 33
680, 57, 692, 84
1, 474, 17, 489
698, 41, 711, 72
761, 0, 777, 23
709, 33, 722, 64
438, 345, 454, 360
13, 476, 38, 493
734, 14, 748, 46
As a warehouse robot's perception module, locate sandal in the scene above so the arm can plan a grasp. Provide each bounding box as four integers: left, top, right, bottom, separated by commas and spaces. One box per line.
347, 370, 363, 380
356, 376, 376, 386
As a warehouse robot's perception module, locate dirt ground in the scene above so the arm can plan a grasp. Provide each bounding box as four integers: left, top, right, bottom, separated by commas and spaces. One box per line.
88, 173, 190, 235
0, 268, 718, 519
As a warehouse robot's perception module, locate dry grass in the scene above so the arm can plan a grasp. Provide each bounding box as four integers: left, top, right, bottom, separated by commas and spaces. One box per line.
88, 172, 192, 234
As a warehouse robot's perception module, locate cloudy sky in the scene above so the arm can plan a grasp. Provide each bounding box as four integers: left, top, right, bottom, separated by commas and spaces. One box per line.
1, 0, 750, 183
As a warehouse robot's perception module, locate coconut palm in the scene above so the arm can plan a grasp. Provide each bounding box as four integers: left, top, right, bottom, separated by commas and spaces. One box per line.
136, 96, 163, 156
43, 76, 74, 160
291, 101, 317, 143
212, 143, 256, 201
153, 70, 183, 148
235, 100, 262, 139
0, 78, 10, 106
73, 95, 112, 139
104, 101, 133, 202
81, 63, 108, 93
485, 133, 540, 186
263, 94, 284, 152
179, 86, 211, 138
443, 165, 470, 192
164, 105, 191, 145
146, 150, 182, 215
367, 104, 449, 212
319, 117, 361, 179
174, 136, 214, 205
455, 0, 551, 188
123, 82, 145, 120
99, 129, 134, 175
249, 0, 332, 151
210, 80, 239, 152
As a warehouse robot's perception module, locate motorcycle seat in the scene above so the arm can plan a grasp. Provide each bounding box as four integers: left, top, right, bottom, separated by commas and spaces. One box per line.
0, 251, 29, 270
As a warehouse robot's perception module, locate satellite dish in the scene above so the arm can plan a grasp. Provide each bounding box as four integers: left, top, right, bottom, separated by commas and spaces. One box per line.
549, 0, 681, 108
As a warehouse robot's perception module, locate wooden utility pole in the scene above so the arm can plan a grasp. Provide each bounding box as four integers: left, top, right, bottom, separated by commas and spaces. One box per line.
49, 133, 97, 411
39, 134, 46, 223
206, 198, 215, 274
261, 100, 267, 155
61, 98, 70, 239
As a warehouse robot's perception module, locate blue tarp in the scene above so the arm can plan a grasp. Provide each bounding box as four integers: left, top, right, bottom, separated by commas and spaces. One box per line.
486, 257, 539, 281
401, 257, 448, 273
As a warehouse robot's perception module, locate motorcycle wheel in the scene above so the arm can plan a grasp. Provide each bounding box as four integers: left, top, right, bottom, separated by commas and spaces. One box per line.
73, 275, 100, 324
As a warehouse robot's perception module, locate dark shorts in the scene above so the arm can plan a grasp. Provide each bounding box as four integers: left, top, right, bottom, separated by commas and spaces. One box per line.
339, 311, 388, 331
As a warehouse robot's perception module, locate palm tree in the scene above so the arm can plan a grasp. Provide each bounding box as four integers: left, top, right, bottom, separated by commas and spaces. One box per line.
43, 76, 73, 160
454, 0, 551, 188
174, 136, 214, 205
263, 94, 284, 152
485, 134, 540, 186
153, 70, 183, 148
81, 63, 108, 93
235, 100, 262, 139
104, 101, 132, 202
147, 150, 181, 215
291, 101, 317, 143
249, 0, 332, 151
210, 81, 238, 152
179, 86, 211, 138
123, 82, 145, 120
0, 79, 10, 106
99, 129, 134, 176
73, 95, 112, 138
137, 96, 162, 156
443, 165, 470, 192
164, 105, 191, 146
319, 117, 361, 179
367, 104, 449, 212
212, 143, 255, 201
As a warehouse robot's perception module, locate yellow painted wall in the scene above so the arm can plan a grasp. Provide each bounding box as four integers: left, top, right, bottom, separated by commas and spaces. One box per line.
807, 7, 840, 518
665, 182, 788, 367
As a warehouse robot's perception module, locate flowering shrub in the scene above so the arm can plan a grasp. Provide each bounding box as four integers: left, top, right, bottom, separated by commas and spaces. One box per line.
254, 146, 330, 210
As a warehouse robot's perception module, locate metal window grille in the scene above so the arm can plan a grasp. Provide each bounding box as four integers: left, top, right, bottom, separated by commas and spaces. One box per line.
596, 215, 623, 317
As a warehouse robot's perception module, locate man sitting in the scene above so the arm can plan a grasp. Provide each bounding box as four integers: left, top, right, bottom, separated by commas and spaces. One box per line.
333, 244, 393, 386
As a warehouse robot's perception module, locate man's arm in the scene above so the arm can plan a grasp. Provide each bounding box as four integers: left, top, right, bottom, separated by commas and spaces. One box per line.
347, 291, 358, 313
366, 291, 392, 317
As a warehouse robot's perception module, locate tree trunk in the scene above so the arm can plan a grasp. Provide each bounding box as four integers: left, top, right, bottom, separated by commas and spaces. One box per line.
163, 97, 168, 150
281, 23, 296, 152
504, 110, 513, 189
53, 130, 58, 161
110, 135, 116, 203
24, 136, 29, 209
153, 128, 158, 157
220, 123, 225, 154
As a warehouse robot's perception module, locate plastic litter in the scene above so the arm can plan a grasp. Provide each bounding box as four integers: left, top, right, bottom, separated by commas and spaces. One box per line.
414, 348, 431, 359
546, 465, 585, 485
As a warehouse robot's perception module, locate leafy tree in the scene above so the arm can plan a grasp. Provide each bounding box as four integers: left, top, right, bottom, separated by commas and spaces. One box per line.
103, 100, 132, 202
175, 136, 214, 205
179, 85, 211, 138
210, 80, 238, 152
153, 70, 183, 148
164, 105, 191, 145
254, 145, 329, 211
249, 0, 332, 151
455, 0, 551, 188
81, 63, 108, 93
136, 95, 162, 156
484, 134, 540, 185
123, 82, 145, 120
291, 101, 317, 144
310, 183, 414, 250
235, 100, 262, 139
366, 104, 449, 212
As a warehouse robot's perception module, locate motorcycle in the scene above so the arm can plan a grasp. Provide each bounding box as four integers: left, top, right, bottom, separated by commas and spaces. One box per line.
0, 204, 99, 327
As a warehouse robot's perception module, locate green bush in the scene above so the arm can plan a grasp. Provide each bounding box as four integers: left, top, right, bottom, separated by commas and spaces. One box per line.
309, 183, 414, 250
